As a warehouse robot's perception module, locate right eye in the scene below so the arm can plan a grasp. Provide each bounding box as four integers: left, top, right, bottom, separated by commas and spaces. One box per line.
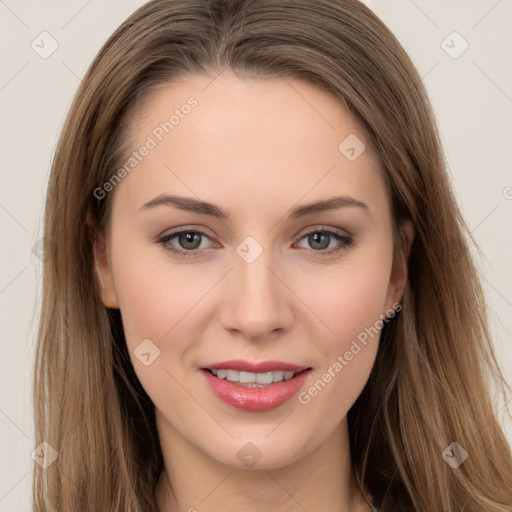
158, 229, 217, 257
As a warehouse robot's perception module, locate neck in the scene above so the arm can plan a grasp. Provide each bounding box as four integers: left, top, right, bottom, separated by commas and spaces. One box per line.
154, 412, 371, 512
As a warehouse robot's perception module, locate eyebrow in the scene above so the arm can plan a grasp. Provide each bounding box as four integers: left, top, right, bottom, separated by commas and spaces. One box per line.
139, 193, 369, 219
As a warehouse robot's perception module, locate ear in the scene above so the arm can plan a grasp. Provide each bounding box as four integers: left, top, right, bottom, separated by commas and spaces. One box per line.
385, 219, 414, 310
88, 211, 119, 309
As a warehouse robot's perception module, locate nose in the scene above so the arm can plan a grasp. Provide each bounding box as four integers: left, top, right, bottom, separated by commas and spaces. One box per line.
219, 245, 294, 341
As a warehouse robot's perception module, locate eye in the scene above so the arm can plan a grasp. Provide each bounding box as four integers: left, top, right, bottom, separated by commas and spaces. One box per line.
295, 228, 353, 257
157, 229, 217, 257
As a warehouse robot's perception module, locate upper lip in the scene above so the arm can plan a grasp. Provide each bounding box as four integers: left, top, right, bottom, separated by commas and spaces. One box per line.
203, 360, 310, 373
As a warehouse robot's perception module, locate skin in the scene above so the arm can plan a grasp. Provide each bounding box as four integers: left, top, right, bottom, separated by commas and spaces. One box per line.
94, 71, 413, 512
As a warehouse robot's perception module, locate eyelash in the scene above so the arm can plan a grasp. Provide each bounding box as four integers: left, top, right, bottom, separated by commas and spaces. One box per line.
157, 227, 354, 258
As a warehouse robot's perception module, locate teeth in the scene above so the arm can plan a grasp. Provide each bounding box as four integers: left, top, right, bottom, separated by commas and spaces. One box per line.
270, 370, 284, 383
239, 371, 256, 384
226, 369, 238, 382
210, 369, 297, 386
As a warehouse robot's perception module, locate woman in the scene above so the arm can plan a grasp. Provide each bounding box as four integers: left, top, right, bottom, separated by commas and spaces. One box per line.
33, 0, 512, 510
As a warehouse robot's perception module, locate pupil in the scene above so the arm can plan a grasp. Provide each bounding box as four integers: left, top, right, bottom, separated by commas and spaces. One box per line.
180, 232, 200, 250
310, 232, 329, 250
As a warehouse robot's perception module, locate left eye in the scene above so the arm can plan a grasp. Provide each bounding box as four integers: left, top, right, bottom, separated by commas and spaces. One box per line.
157, 228, 353, 257
295, 229, 352, 253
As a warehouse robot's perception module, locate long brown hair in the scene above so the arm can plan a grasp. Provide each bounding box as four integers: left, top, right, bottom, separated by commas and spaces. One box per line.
33, 0, 512, 510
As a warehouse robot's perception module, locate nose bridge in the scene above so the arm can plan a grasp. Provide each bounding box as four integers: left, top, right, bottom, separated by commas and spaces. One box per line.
220, 235, 292, 338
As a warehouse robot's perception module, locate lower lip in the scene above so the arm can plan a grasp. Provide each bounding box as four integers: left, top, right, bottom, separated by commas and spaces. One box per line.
201, 369, 311, 412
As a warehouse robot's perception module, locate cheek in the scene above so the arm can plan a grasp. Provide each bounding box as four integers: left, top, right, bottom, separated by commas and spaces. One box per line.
305, 251, 392, 348
294, 251, 392, 408
109, 235, 206, 352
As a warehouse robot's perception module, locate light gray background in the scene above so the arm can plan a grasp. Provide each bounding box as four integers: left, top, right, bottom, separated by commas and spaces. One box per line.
1, 0, 511, 509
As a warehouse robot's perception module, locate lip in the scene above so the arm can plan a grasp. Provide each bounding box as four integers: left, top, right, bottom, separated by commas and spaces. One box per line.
200, 366, 312, 412
203, 359, 310, 373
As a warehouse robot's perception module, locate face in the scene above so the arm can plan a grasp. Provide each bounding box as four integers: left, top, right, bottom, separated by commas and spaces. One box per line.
94, 71, 411, 470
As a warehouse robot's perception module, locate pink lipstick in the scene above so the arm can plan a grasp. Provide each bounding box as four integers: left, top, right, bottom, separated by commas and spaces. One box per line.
200, 360, 311, 412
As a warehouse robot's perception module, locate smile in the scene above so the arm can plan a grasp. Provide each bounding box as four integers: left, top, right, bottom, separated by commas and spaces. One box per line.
201, 364, 312, 412
208, 369, 297, 387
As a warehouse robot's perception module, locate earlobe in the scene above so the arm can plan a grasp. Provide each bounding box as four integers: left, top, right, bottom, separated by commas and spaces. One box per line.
93, 228, 120, 309
401, 219, 415, 260
387, 219, 415, 307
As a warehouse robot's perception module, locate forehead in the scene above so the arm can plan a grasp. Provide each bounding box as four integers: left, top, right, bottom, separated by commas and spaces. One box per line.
130, 71, 366, 155
113, 72, 387, 220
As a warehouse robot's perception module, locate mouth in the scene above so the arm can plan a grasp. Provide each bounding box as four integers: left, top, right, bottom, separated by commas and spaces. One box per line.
203, 368, 310, 388
200, 361, 313, 411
